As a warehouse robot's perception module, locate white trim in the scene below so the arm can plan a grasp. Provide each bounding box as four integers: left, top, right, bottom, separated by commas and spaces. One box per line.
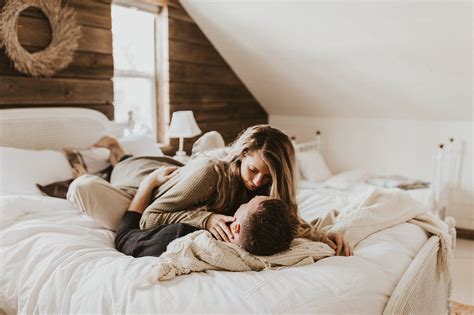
112, 0, 161, 14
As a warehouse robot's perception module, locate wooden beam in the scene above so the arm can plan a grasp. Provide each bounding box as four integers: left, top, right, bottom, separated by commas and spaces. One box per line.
0, 49, 113, 79
169, 82, 255, 103
169, 40, 227, 66
0, 76, 113, 105
12, 1, 112, 30
169, 61, 242, 86
168, 6, 193, 23
170, 101, 267, 122
168, 18, 211, 45
0, 104, 114, 120
17, 16, 112, 54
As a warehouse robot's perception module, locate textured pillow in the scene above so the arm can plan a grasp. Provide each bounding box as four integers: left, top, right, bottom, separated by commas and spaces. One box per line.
297, 149, 332, 182
0, 147, 72, 196
324, 169, 370, 190
118, 134, 164, 157
191, 131, 225, 156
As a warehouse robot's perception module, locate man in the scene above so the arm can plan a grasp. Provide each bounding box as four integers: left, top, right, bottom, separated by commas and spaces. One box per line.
115, 167, 296, 257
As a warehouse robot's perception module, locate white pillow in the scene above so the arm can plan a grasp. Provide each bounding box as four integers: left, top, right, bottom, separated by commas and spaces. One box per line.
77, 135, 164, 173
192, 131, 225, 156
0, 147, 72, 196
118, 134, 164, 157
296, 149, 332, 182
324, 169, 371, 190
78, 147, 110, 174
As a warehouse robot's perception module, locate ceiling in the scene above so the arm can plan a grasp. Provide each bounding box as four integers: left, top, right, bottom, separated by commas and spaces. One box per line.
180, 0, 473, 121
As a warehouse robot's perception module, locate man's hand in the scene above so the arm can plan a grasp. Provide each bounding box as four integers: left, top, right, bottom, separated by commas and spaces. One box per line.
205, 214, 235, 242
142, 166, 178, 188
322, 232, 352, 256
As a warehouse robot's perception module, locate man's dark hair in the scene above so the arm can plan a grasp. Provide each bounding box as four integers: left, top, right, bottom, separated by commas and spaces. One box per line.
240, 198, 295, 256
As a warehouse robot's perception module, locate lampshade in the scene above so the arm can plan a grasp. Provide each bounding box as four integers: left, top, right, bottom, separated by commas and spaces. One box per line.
168, 111, 202, 138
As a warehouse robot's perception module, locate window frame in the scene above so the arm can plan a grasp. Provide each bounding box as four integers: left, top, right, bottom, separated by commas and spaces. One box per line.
111, 0, 168, 143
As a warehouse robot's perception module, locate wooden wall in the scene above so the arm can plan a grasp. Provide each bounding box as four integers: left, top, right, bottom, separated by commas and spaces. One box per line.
0, 0, 267, 151
166, 0, 268, 153
0, 0, 114, 119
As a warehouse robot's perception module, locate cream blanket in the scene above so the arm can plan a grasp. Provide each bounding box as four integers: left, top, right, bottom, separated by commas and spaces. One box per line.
151, 188, 452, 282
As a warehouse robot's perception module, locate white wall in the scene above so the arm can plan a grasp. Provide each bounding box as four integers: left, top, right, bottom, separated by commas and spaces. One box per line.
270, 115, 473, 228
181, 0, 473, 228
182, 0, 472, 121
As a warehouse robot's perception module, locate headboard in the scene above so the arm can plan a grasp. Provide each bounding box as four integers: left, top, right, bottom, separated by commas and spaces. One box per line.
0, 107, 111, 150
293, 130, 322, 153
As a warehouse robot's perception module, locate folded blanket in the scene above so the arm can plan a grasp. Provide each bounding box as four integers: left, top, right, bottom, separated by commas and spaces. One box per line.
153, 233, 334, 281
150, 188, 452, 282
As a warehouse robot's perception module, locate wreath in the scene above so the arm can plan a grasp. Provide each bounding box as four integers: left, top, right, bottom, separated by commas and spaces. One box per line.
0, 0, 82, 77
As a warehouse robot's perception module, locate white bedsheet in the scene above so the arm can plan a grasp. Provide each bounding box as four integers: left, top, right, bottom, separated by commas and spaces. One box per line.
0, 195, 428, 314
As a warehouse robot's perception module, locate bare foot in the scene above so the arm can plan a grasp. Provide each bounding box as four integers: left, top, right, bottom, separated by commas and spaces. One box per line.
94, 136, 125, 166
64, 149, 88, 172
72, 164, 88, 179
93, 136, 119, 149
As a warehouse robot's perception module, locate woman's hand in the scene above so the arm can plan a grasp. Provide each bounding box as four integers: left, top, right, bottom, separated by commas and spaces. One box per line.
142, 166, 178, 189
322, 232, 352, 256
205, 214, 235, 242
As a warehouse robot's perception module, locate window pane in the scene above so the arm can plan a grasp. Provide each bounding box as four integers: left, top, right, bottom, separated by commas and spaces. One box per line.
112, 5, 156, 75
113, 77, 155, 134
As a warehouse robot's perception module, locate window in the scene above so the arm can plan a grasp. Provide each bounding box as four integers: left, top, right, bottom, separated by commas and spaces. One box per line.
112, 2, 159, 138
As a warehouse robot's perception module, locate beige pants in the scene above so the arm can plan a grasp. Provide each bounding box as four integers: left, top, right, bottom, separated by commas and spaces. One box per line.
67, 174, 135, 231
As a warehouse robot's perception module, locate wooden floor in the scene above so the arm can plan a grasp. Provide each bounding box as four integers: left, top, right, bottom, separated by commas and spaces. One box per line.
451, 238, 474, 306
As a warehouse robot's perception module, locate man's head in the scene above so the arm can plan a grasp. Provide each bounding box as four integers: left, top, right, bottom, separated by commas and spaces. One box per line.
229, 196, 294, 256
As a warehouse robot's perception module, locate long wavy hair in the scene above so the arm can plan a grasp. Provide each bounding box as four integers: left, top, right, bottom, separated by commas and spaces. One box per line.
203, 125, 323, 240
205, 125, 297, 217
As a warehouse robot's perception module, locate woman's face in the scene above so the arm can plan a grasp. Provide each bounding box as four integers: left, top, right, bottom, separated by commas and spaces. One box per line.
240, 151, 271, 191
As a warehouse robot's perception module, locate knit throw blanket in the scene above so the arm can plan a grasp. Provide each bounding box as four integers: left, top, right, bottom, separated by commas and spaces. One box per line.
150, 188, 452, 282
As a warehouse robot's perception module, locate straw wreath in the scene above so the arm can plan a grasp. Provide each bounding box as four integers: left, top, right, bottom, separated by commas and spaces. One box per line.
0, 0, 82, 77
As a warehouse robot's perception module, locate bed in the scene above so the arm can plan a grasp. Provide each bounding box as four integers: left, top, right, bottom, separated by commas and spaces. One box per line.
0, 108, 456, 314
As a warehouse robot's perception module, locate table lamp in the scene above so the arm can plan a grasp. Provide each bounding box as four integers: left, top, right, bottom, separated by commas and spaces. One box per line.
168, 110, 202, 162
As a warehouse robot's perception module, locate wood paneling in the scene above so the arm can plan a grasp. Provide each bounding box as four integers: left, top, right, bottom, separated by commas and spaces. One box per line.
169, 40, 227, 66
0, 49, 113, 79
169, 61, 241, 85
17, 16, 112, 54
0, 77, 113, 105
0, 104, 115, 120
166, 2, 267, 152
168, 18, 210, 45
0, 0, 114, 119
170, 82, 254, 103
11, 1, 112, 30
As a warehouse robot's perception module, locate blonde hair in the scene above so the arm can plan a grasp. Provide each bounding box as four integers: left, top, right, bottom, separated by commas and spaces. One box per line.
204, 126, 296, 216
203, 125, 323, 241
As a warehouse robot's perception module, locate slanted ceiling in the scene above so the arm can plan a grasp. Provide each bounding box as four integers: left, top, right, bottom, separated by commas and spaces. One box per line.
180, 0, 472, 121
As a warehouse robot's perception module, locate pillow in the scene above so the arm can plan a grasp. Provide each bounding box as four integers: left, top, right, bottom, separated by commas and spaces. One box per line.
324, 169, 371, 190
0, 147, 72, 196
296, 149, 332, 182
117, 134, 164, 157
192, 131, 225, 156
73, 134, 165, 174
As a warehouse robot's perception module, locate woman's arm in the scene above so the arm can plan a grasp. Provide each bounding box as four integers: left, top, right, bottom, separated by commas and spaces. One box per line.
139, 159, 220, 230
128, 166, 176, 213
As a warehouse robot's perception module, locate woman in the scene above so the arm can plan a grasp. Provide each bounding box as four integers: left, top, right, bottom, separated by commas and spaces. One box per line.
68, 125, 350, 255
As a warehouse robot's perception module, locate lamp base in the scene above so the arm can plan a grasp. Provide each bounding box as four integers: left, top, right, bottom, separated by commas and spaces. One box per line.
173, 150, 189, 163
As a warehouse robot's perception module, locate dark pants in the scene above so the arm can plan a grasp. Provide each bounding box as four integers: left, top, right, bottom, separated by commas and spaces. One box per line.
115, 211, 201, 257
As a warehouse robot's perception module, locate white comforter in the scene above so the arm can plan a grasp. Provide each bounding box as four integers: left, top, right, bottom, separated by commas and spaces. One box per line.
0, 194, 428, 314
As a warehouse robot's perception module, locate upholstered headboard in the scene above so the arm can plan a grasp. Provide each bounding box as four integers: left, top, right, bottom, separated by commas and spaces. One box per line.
0, 107, 111, 150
